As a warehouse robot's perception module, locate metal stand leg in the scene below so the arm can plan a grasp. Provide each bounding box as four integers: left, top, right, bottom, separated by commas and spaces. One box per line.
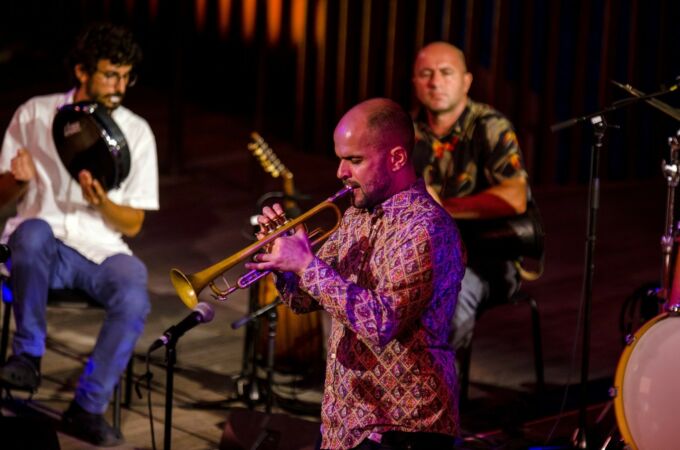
163, 344, 177, 450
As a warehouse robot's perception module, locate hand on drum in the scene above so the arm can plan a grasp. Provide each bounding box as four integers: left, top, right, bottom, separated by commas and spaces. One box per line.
10, 149, 36, 182
79, 169, 107, 207
245, 203, 314, 276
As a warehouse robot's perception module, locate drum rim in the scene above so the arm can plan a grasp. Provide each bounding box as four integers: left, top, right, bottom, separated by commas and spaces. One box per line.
612, 312, 670, 450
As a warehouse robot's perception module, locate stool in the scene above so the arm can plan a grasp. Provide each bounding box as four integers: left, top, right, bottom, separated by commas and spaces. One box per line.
457, 290, 545, 405
0, 281, 134, 432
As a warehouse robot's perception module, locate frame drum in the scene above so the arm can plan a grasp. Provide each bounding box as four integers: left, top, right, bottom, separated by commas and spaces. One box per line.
612, 313, 680, 449
52, 101, 130, 191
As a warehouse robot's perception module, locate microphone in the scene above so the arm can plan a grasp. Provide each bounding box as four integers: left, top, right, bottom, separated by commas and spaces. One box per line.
148, 302, 215, 352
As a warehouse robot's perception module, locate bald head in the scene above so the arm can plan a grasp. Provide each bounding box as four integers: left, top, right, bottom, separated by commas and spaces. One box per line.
414, 41, 467, 74
335, 98, 415, 157
334, 98, 416, 208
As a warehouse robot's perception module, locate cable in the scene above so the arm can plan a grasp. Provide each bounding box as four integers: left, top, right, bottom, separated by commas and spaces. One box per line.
542, 276, 587, 445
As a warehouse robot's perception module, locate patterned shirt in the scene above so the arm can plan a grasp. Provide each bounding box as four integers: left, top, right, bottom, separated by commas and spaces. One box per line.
277, 179, 464, 449
412, 99, 527, 199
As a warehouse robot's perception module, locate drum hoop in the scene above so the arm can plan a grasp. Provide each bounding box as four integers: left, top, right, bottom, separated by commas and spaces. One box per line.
612, 312, 669, 450
88, 108, 130, 188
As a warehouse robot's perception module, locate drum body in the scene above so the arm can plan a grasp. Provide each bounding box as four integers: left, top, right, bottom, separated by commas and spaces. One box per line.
613, 313, 680, 450
52, 101, 130, 191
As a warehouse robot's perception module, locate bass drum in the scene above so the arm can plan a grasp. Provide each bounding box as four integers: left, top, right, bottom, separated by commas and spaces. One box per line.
612, 313, 680, 450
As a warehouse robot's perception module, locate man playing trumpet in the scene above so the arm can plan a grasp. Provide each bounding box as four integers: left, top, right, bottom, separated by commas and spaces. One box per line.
246, 98, 464, 450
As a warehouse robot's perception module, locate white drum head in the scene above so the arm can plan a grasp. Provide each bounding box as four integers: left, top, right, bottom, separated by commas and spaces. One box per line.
619, 315, 680, 449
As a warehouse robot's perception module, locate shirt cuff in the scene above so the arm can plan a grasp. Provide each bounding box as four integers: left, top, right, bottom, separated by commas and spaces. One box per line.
298, 257, 327, 301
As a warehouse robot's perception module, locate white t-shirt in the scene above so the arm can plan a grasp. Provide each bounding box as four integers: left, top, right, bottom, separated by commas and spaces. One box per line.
0, 90, 159, 263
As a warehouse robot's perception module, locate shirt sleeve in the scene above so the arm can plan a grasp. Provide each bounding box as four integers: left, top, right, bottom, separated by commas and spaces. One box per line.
296, 220, 441, 348
0, 105, 28, 171
480, 115, 527, 184
116, 116, 159, 211
275, 217, 343, 313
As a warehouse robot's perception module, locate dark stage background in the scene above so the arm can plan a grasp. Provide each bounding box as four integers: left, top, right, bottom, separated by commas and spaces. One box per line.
1, 0, 678, 185
1, 2, 680, 448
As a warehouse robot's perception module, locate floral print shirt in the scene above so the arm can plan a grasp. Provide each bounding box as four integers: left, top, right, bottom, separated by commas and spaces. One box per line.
413, 99, 527, 199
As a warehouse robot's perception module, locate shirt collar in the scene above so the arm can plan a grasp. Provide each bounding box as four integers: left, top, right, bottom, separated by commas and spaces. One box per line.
415, 102, 472, 139
360, 179, 425, 221
60, 89, 77, 108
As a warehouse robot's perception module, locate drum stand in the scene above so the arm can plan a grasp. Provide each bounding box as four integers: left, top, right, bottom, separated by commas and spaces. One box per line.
660, 131, 680, 313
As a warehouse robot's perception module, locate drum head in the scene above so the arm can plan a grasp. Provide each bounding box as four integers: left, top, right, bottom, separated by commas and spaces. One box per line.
614, 314, 680, 449
52, 102, 130, 191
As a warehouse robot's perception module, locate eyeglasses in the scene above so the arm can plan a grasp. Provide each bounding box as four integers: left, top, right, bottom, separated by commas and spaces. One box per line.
94, 69, 138, 87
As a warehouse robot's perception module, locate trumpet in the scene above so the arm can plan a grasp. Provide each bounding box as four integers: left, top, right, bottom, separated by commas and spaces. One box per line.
170, 186, 353, 309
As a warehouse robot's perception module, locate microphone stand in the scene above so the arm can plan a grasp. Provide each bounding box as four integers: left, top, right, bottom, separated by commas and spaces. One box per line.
232, 298, 281, 413
575, 115, 609, 450
550, 83, 678, 449
163, 337, 178, 450
230, 282, 266, 408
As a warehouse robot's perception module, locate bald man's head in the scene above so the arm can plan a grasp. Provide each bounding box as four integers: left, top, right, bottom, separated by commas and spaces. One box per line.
413, 41, 473, 119
414, 41, 468, 74
334, 98, 416, 208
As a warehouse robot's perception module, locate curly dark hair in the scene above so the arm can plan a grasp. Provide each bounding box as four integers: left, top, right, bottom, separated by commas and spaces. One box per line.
66, 23, 143, 84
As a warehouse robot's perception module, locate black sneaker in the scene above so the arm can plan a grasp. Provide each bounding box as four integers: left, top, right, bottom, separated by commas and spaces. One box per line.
61, 401, 124, 447
0, 353, 41, 391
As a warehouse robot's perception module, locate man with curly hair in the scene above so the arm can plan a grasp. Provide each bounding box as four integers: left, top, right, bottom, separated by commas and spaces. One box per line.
0, 23, 158, 446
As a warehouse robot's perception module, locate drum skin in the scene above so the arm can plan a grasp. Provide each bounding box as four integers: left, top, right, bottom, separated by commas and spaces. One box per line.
52, 101, 130, 191
613, 313, 680, 450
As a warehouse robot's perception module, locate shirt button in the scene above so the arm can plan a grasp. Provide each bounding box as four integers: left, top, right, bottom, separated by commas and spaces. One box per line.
330, 353, 336, 359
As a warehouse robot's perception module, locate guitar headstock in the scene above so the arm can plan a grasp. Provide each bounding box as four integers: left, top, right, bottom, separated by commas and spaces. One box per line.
248, 132, 292, 180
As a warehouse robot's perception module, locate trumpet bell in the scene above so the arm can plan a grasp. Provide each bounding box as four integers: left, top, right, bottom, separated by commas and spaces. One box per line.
170, 269, 199, 309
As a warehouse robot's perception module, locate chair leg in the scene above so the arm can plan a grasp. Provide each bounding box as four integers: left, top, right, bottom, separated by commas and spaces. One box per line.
113, 380, 122, 433
111, 357, 134, 432
457, 292, 545, 409
527, 295, 545, 397
124, 357, 133, 407
457, 341, 472, 406
1, 293, 12, 365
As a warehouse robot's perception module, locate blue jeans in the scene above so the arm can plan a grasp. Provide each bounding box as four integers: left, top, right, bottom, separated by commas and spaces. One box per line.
451, 261, 520, 351
8, 218, 151, 414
